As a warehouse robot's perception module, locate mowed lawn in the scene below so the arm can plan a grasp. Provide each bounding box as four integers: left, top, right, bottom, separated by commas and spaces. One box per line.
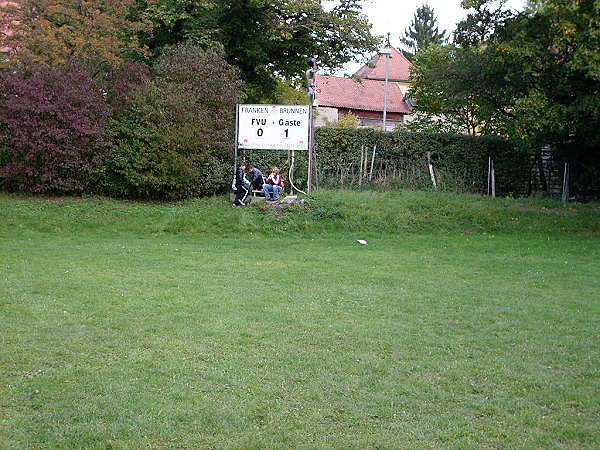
1, 191, 599, 448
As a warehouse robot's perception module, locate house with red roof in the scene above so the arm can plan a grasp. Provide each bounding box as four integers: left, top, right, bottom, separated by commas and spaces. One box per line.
316, 46, 414, 130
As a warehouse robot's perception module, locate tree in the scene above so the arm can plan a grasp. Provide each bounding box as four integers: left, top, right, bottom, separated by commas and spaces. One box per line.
0, 61, 111, 193
409, 46, 483, 135
102, 43, 242, 200
399, 3, 447, 59
454, 0, 513, 47
139, 0, 379, 102
409, 0, 600, 196
139, 0, 221, 50
0, 0, 149, 73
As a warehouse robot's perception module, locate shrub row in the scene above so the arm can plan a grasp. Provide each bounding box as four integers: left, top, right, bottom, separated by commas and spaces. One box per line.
0, 50, 570, 200
0, 43, 241, 200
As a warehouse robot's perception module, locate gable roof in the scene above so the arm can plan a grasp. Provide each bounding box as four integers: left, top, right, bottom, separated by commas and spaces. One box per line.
354, 46, 413, 82
316, 74, 411, 114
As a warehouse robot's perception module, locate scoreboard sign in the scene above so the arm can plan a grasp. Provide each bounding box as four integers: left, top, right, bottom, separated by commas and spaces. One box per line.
237, 104, 310, 150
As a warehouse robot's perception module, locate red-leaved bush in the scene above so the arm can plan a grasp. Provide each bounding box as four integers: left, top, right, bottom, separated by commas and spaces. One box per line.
0, 61, 111, 193
106, 60, 151, 114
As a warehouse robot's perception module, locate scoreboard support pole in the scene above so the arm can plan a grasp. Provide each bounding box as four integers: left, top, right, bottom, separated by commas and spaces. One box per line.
308, 106, 315, 193
233, 104, 239, 171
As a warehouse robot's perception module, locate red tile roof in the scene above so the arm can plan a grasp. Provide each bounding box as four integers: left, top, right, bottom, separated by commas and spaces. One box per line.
316, 74, 411, 114
354, 46, 413, 82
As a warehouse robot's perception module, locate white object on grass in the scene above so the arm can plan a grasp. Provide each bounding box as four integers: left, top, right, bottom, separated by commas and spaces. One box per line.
357, 240, 367, 245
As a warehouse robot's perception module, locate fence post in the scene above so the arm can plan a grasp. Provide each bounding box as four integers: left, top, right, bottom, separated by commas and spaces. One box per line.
562, 162, 570, 203
359, 145, 364, 185
487, 156, 491, 195
369, 145, 377, 181
427, 151, 437, 187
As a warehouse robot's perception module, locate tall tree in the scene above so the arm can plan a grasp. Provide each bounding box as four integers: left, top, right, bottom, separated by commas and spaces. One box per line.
408, 45, 484, 134
399, 3, 447, 58
139, 0, 379, 102
139, 0, 221, 50
454, 0, 513, 47
0, 0, 149, 72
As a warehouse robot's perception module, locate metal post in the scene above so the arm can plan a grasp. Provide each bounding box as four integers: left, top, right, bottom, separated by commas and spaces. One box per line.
308, 102, 315, 193
233, 104, 239, 171
305, 56, 318, 193
290, 150, 295, 195
382, 49, 390, 132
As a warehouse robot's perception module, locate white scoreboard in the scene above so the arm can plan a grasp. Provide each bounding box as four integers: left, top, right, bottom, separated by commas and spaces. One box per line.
237, 104, 310, 150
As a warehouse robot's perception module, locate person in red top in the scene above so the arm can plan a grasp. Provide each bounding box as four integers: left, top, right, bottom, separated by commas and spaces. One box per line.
263, 166, 284, 201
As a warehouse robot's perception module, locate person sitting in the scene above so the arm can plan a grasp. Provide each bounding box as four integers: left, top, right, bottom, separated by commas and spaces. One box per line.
247, 164, 264, 192
263, 167, 284, 201
232, 162, 250, 207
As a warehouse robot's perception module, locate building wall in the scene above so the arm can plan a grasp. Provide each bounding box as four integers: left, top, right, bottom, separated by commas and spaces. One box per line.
315, 106, 339, 127
339, 108, 404, 130
316, 106, 406, 130
396, 81, 412, 96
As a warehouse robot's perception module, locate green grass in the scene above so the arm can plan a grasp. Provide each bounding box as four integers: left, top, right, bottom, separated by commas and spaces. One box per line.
1, 190, 599, 448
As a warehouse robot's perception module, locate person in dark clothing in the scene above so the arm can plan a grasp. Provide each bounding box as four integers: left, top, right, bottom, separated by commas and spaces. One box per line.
232, 162, 250, 206
247, 165, 264, 191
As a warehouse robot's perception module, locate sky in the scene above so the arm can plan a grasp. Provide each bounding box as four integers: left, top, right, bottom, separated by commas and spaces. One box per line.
332, 0, 528, 75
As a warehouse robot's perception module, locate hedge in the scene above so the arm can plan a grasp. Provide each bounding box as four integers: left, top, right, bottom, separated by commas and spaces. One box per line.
313, 128, 532, 196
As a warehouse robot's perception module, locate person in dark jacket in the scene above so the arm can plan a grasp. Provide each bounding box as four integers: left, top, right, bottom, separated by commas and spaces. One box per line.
247, 164, 264, 191
232, 162, 250, 207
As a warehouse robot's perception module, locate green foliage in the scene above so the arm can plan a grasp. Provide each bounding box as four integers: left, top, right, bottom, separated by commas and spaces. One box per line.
400, 113, 466, 134
140, 0, 379, 102
455, 0, 513, 46
100, 43, 242, 200
409, 46, 484, 135
315, 127, 531, 195
271, 78, 310, 106
141, 0, 221, 49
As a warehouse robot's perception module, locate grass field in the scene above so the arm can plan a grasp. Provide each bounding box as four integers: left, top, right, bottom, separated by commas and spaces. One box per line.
1, 190, 599, 448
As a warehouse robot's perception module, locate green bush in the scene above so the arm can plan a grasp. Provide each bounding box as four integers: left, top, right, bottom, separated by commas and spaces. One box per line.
99, 43, 242, 200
